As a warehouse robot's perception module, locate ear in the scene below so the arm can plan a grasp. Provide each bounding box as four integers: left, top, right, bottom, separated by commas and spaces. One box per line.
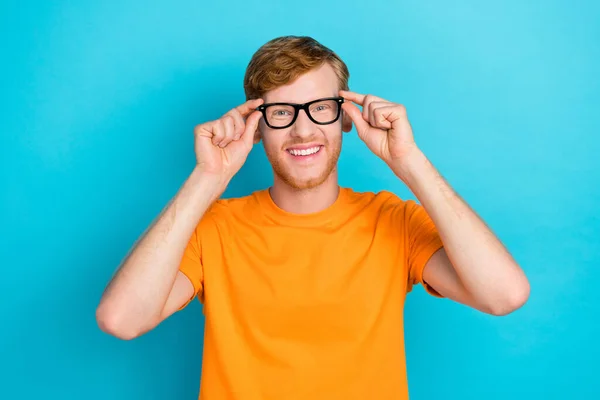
342, 110, 353, 133
253, 127, 262, 144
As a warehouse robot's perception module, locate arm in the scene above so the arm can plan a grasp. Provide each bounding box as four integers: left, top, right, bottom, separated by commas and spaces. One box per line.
340, 90, 530, 316
96, 98, 264, 340
395, 150, 530, 316
95, 167, 222, 340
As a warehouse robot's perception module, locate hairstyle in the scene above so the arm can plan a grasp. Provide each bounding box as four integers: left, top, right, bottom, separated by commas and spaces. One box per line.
243, 36, 349, 100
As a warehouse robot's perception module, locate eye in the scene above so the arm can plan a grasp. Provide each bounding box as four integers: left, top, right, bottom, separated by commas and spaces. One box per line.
271, 109, 292, 116
311, 103, 332, 113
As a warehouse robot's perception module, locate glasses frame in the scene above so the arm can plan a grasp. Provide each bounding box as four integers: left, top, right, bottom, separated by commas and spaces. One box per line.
256, 96, 345, 129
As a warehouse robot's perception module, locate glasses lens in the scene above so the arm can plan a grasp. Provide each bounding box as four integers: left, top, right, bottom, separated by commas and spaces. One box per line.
308, 99, 339, 124
265, 105, 295, 128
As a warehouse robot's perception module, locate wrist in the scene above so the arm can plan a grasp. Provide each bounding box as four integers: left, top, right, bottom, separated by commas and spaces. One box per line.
188, 166, 229, 203
389, 147, 429, 183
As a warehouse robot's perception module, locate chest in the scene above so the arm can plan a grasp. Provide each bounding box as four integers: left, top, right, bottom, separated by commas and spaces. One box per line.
202, 223, 408, 341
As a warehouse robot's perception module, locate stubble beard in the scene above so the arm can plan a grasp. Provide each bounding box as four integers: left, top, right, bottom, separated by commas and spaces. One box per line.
266, 137, 342, 190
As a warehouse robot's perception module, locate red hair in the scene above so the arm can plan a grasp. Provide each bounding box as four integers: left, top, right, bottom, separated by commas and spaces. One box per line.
244, 36, 349, 100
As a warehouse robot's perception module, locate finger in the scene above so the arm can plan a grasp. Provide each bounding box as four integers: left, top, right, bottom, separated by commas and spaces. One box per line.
212, 120, 226, 146
364, 95, 389, 120
220, 115, 236, 147
194, 121, 215, 139
339, 90, 366, 106
225, 109, 246, 140
235, 98, 265, 118
341, 102, 370, 135
363, 95, 374, 123
369, 102, 389, 128
372, 105, 396, 130
241, 110, 263, 148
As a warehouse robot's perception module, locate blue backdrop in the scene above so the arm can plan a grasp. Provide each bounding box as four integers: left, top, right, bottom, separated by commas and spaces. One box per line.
2, 0, 598, 398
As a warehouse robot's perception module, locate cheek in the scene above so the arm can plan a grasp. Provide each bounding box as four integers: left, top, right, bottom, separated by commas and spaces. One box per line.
261, 132, 285, 155
324, 127, 343, 144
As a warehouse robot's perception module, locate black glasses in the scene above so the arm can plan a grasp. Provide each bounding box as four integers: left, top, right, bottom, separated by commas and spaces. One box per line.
256, 97, 344, 129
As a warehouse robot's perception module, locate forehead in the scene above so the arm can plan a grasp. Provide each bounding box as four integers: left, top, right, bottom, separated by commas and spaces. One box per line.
263, 63, 339, 104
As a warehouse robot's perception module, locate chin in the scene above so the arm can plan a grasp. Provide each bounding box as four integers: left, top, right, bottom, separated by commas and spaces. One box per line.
286, 177, 326, 190
277, 167, 335, 190
266, 141, 342, 190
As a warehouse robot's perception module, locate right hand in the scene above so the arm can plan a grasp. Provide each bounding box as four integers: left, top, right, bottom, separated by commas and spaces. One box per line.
193, 98, 264, 185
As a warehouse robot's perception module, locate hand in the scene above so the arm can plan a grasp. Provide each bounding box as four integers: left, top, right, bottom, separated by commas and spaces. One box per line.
193, 98, 264, 185
340, 90, 419, 167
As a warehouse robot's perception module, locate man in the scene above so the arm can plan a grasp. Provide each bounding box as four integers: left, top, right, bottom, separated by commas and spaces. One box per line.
96, 36, 530, 399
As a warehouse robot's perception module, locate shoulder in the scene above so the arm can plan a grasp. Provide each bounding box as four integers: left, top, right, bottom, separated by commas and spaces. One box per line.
342, 188, 429, 231
203, 189, 265, 219
192, 190, 264, 239
343, 187, 410, 213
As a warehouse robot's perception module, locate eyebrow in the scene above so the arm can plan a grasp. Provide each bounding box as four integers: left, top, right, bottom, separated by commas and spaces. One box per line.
263, 95, 339, 105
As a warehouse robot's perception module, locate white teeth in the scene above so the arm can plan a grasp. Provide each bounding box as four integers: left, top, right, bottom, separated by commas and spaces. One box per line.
289, 146, 321, 156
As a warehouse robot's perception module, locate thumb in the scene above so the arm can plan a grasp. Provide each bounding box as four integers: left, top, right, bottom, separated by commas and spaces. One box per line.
241, 110, 263, 148
342, 102, 370, 136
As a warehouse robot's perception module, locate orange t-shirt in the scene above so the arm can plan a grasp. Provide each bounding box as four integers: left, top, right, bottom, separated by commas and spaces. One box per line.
178, 186, 444, 400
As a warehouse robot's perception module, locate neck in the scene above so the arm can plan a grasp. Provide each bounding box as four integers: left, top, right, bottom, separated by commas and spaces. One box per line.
269, 171, 340, 214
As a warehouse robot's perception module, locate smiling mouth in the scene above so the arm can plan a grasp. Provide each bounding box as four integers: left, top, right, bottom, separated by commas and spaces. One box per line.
286, 145, 323, 157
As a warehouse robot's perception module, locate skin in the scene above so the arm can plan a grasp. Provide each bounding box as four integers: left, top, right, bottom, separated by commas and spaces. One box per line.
341, 90, 530, 316
256, 63, 353, 214
96, 62, 530, 341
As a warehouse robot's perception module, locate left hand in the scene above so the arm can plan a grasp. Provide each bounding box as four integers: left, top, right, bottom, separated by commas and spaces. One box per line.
340, 90, 419, 166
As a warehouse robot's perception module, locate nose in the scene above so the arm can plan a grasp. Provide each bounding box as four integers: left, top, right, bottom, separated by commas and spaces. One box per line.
290, 109, 316, 139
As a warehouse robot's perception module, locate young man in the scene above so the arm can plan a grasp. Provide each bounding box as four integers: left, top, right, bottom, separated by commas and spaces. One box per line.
96, 36, 530, 399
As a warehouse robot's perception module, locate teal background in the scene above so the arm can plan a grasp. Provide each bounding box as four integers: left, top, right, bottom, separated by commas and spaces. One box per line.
1, 0, 599, 398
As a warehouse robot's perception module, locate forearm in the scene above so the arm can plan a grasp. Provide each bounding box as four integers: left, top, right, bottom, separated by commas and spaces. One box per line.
97, 167, 223, 335
392, 150, 529, 312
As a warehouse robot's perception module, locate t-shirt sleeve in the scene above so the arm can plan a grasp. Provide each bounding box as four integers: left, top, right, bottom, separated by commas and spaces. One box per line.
177, 217, 208, 310
403, 199, 445, 297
